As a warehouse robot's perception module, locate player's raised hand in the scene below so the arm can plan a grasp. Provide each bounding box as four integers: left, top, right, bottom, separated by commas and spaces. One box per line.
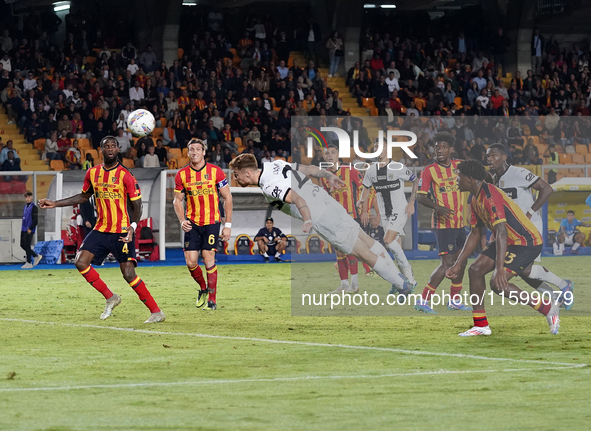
119, 226, 134, 243
38, 198, 56, 209
221, 227, 231, 242
181, 220, 192, 232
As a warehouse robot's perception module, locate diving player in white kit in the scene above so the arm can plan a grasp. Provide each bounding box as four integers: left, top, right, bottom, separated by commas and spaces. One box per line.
229, 153, 414, 294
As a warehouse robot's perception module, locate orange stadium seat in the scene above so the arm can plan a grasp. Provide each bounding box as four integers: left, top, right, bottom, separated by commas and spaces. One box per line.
152, 128, 163, 138
576, 145, 588, 154
77, 138, 90, 149
182, 148, 188, 157
168, 148, 182, 159
50, 160, 65, 171
569, 168, 585, 177
122, 158, 135, 169
559, 154, 572, 164
84, 149, 99, 160
34, 138, 45, 151
177, 157, 189, 167
571, 154, 585, 165
585, 154, 591, 164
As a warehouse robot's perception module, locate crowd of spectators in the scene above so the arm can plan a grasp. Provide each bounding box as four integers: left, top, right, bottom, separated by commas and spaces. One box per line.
1, 6, 590, 172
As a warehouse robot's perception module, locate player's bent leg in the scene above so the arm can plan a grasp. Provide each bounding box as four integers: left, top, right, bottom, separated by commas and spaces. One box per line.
458, 255, 494, 336
572, 233, 584, 254
523, 265, 574, 310
515, 265, 560, 334
352, 229, 409, 294
120, 261, 164, 323
202, 249, 218, 310
75, 249, 121, 319
258, 240, 270, 261
384, 229, 416, 286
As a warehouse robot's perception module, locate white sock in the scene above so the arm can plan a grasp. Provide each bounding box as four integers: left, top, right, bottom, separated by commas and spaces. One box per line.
263, 252, 269, 258
529, 265, 567, 289
275, 252, 280, 257
369, 240, 388, 257
572, 242, 581, 251
536, 282, 555, 294
553, 243, 560, 254
351, 273, 358, 286
387, 239, 415, 283
373, 253, 405, 289
341, 279, 350, 288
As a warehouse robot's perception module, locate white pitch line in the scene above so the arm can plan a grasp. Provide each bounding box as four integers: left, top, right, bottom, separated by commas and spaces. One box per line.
1, 318, 587, 369
0, 366, 583, 393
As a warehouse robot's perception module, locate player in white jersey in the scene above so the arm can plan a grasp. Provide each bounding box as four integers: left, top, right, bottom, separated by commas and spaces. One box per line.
486, 143, 574, 310
229, 154, 414, 294
358, 137, 419, 286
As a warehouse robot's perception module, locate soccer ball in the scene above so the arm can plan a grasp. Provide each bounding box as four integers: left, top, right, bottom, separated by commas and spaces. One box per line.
127, 109, 155, 137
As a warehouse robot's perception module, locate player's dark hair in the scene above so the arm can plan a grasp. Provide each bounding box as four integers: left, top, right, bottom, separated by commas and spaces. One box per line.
100, 135, 118, 148
488, 143, 506, 155
24, 190, 33, 197
457, 159, 488, 181
568, 210, 575, 214
433, 132, 455, 147
326, 141, 339, 151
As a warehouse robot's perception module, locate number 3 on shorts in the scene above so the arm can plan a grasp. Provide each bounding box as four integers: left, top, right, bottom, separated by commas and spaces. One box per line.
122, 243, 129, 254
208, 234, 216, 245
504, 252, 516, 264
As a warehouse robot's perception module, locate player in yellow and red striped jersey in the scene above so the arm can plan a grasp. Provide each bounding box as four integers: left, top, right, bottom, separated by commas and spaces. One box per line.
446, 159, 560, 337
173, 138, 233, 311
416, 132, 470, 313
39, 136, 164, 323
320, 143, 363, 293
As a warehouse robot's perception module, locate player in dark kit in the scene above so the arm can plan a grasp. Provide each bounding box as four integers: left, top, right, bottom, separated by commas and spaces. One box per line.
173, 138, 233, 311
39, 136, 165, 323
446, 160, 560, 336
255, 217, 287, 262
416, 132, 471, 313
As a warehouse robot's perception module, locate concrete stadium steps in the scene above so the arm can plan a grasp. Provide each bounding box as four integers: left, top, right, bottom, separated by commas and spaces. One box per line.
0, 109, 47, 172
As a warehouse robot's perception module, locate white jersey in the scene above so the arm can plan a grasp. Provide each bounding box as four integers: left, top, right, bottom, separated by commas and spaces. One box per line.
495, 165, 541, 225
362, 161, 416, 219
258, 160, 332, 222
258, 160, 360, 253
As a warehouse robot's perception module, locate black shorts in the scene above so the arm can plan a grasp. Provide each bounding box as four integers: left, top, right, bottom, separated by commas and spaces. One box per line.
480, 242, 543, 275
436, 228, 466, 256
184, 222, 220, 252
80, 230, 137, 266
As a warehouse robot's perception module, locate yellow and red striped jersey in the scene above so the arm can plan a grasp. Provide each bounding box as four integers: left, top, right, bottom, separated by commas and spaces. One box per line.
320, 166, 362, 218
82, 163, 141, 233
418, 159, 464, 229
471, 182, 542, 246
175, 163, 228, 226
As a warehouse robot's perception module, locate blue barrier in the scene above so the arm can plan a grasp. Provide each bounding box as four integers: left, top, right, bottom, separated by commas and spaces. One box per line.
33, 240, 64, 265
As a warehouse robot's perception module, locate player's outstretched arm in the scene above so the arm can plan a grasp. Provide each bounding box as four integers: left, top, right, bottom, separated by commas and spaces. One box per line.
285, 189, 313, 233
38, 191, 93, 209
296, 164, 345, 190
446, 226, 482, 279
219, 185, 233, 242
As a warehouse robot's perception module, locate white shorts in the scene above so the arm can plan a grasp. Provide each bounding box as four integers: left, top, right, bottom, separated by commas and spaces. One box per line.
563, 233, 575, 246
313, 201, 360, 255
381, 212, 407, 236
533, 220, 543, 262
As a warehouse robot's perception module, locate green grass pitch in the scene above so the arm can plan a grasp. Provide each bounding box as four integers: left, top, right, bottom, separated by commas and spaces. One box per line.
1, 258, 591, 430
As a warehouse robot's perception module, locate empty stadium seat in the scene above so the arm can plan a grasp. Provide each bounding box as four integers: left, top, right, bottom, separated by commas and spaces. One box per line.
571, 154, 585, 164
84, 149, 99, 160
286, 235, 300, 254
182, 148, 188, 157
77, 138, 91, 149
176, 157, 189, 167
576, 145, 589, 154
559, 154, 573, 164
50, 160, 65, 171
122, 158, 135, 169
306, 235, 325, 254
568, 168, 585, 177
169, 148, 182, 159
234, 234, 254, 255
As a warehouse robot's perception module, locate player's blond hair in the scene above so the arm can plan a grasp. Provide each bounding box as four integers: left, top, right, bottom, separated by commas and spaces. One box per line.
229, 153, 258, 171
188, 138, 207, 151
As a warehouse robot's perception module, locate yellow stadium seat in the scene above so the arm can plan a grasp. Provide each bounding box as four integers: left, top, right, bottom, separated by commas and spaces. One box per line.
576, 145, 589, 154
182, 148, 188, 157
77, 138, 90, 149
585, 154, 591, 164
559, 154, 572, 164
84, 149, 99, 160
571, 154, 585, 164
177, 157, 189, 167
168, 148, 182, 159
34, 138, 46, 151
50, 160, 64, 171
